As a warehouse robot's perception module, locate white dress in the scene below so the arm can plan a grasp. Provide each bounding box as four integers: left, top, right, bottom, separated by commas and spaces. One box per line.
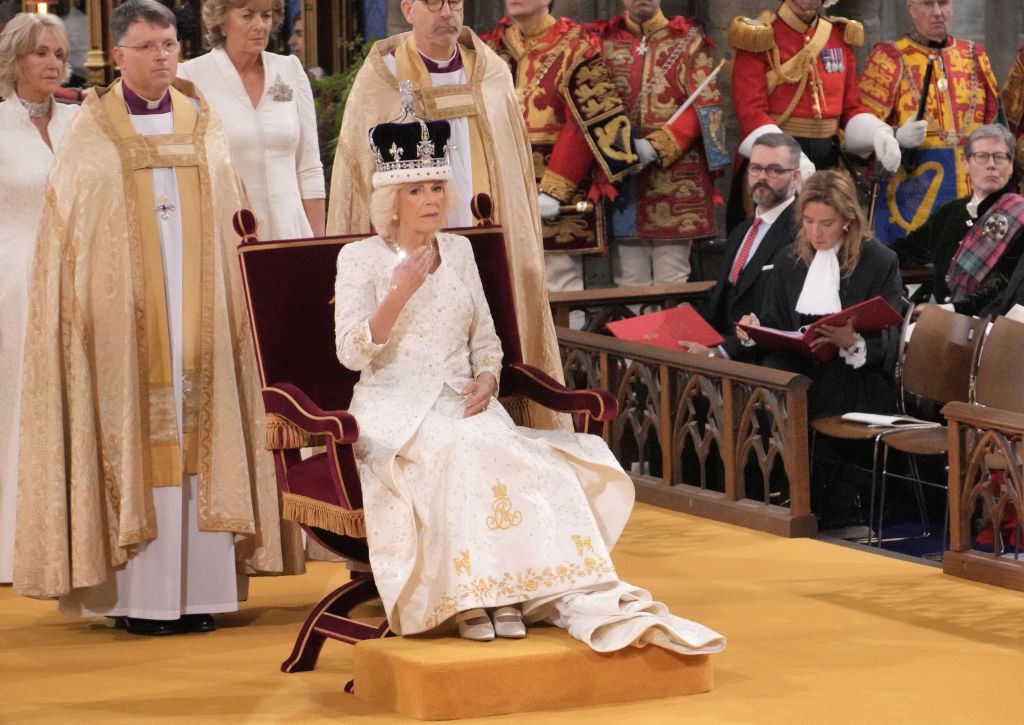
178, 48, 324, 240
334, 232, 725, 655
0, 95, 77, 584
57, 106, 238, 620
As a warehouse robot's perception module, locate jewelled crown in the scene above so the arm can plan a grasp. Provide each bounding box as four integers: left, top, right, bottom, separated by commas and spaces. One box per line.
368, 118, 452, 188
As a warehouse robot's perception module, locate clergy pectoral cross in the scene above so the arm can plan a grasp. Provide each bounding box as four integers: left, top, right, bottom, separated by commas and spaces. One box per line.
154, 196, 176, 220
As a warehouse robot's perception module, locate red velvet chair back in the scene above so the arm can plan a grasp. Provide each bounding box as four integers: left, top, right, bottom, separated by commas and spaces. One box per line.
236, 209, 523, 408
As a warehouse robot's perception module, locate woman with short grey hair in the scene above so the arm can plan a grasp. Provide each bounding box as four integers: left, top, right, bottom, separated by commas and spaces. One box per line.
0, 11, 78, 584
893, 123, 1024, 317
177, 0, 324, 240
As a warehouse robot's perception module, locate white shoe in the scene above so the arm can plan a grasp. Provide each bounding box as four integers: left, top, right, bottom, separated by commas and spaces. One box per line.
492, 605, 526, 639
456, 608, 494, 641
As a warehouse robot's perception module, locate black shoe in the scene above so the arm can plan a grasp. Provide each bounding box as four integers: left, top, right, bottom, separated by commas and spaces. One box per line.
178, 613, 217, 633
118, 617, 180, 636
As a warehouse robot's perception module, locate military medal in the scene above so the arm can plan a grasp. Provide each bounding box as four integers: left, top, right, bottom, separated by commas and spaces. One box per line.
636, 35, 648, 56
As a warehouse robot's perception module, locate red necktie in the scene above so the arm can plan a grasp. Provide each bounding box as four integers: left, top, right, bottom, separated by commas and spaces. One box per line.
729, 217, 762, 285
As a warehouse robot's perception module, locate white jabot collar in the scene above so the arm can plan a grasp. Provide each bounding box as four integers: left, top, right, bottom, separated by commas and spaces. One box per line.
966, 192, 986, 219
795, 244, 842, 315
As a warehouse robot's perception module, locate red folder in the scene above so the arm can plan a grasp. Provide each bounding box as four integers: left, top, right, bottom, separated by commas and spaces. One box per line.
737, 296, 903, 363
606, 304, 724, 350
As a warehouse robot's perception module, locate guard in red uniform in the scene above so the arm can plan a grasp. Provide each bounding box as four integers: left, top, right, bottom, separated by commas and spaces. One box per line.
482, 0, 641, 305
728, 0, 901, 228
590, 0, 729, 286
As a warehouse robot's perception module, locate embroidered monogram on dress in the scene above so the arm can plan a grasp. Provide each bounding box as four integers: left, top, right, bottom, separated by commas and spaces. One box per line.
268, 74, 294, 102
487, 479, 523, 530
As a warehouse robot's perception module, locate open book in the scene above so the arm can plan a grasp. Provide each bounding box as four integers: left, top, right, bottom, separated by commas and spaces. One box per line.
736, 296, 903, 363
607, 303, 724, 351
840, 412, 940, 428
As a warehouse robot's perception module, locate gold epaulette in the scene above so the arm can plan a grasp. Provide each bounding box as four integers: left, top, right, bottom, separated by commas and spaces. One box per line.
728, 11, 776, 54
826, 16, 864, 47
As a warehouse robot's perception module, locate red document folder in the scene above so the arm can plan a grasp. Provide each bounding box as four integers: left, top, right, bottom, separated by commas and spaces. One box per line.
736, 296, 903, 363
606, 304, 724, 350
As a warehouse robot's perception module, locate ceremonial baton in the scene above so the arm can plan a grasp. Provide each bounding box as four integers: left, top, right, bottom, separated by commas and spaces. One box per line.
904, 57, 935, 172
666, 57, 729, 126
558, 201, 594, 214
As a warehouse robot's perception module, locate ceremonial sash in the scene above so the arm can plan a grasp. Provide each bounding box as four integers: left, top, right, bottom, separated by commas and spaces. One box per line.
394, 38, 493, 208
99, 83, 206, 487
946, 193, 1024, 299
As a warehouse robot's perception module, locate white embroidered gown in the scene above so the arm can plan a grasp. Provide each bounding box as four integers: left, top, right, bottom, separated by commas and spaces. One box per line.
334, 232, 725, 654
0, 96, 77, 583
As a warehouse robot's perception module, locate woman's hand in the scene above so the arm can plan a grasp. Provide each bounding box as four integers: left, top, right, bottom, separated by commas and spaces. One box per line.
387, 245, 434, 304
678, 341, 717, 356
734, 313, 759, 342
461, 372, 497, 417
812, 318, 858, 350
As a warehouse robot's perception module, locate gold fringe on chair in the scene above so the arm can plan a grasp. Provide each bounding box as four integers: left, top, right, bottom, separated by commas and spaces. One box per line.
281, 492, 366, 538
499, 395, 539, 428
265, 412, 313, 450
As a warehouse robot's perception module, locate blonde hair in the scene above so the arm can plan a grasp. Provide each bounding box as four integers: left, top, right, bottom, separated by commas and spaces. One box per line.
369, 180, 458, 239
794, 170, 870, 278
0, 12, 69, 99
202, 0, 284, 48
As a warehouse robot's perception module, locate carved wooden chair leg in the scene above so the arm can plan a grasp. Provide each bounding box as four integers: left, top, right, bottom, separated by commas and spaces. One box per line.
281, 574, 384, 673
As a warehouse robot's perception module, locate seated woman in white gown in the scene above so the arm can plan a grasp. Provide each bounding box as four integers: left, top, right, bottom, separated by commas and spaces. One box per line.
332, 117, 725, 654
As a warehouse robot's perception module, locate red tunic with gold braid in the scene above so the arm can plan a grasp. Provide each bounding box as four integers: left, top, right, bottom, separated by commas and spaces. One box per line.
591, 11, 727, 241
729, 3, 868, 158
1004, 46, 1024, 186
480, 15, 638, 204
860, 34, 1001, 197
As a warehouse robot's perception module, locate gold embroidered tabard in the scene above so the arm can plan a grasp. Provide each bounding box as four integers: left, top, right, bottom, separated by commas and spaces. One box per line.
99, 83, 206, 487
394, 37, 493, 207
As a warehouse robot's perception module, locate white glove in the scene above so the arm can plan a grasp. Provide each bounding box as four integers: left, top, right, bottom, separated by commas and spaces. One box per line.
538, 192, 561, 220
634, 138, 659, 171
872, 126, 902, 173
896, 118, 928, 149
797, 152, 816, 188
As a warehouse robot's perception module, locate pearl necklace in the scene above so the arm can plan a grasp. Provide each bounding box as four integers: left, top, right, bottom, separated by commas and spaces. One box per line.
20, 95, 52, 118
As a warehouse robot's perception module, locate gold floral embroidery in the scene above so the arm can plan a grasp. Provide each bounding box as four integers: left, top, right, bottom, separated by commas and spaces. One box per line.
453, 549, 471, 576
571, 534, 595, 556
422, 554, 617, 629
487, 480, 523, 530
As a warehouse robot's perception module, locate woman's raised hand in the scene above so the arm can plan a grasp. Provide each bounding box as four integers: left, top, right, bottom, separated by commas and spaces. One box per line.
387, 245, 434, 303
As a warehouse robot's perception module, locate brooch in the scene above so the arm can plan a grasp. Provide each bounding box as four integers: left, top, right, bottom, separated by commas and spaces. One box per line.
984, 213, 1010, 240
268, 74, 293, 102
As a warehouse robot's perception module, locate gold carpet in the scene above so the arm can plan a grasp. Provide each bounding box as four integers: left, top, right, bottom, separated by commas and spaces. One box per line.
2, 503, 1023, 724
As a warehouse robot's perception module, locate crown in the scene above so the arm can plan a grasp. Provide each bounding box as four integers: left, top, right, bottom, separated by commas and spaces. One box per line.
368, 117, 452, 188
491, 482, 508, 499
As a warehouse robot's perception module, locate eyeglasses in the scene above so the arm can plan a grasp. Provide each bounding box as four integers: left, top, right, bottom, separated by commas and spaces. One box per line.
416, 0, 464, 12
748, 163, 797, 179
967, 151, 1013, 165
118, 39, 180, 57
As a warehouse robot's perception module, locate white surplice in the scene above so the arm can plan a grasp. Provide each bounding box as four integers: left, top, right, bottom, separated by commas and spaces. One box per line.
334, 232, 725, 655
177, 48, 325, 240
0, 96, 77, 584
58, 108, 238, 620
